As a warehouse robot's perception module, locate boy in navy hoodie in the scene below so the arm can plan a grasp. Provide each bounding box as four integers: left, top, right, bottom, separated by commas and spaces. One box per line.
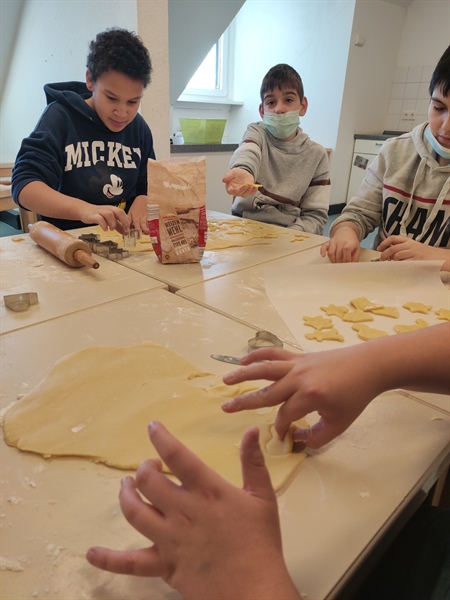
12, 28, 155, 233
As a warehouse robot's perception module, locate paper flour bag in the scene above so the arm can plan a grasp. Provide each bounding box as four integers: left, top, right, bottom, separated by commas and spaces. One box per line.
147, 157, 207, 263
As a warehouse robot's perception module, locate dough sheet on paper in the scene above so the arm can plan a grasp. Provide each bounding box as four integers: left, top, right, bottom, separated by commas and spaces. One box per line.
3, 342, 307, 492
92, 218, 303, 252
264, 261, 450, 351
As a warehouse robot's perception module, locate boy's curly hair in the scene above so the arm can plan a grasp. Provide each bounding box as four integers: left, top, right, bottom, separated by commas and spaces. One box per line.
429, 45, 450, 97
260, 64, 304, 103
86, 28, 152, 87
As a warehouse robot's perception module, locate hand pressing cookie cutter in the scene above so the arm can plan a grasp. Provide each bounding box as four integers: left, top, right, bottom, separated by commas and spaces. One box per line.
4, 292, 39, 312
247, 330, 283, 352
123, 228, 142, 249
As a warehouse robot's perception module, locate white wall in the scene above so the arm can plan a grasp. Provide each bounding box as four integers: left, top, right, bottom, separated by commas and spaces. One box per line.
332, 0, 407, 205
228, 0, 355, 151
397, 0, 450, 66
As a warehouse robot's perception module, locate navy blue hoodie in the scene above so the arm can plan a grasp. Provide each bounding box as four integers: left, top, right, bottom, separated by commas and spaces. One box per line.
12, 81, 155, 230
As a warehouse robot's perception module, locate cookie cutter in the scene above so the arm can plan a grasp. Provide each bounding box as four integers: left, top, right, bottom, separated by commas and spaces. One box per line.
247, 330, 283, 352
78, 234, 130, 261
4, 292, 39, 312
123, 228, 142, 249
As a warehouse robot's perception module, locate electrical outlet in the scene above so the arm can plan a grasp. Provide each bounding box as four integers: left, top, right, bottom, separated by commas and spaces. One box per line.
402, 111, 415, 120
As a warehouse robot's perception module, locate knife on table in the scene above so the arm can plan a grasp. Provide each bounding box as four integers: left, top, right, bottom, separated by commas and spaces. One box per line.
210, 354, 241, 365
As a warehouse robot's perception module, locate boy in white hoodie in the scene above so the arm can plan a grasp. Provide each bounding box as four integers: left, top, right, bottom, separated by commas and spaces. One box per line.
322, 45, 450, 271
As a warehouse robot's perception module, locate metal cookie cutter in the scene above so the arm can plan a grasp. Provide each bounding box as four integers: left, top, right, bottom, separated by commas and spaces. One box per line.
123, 227, 142, 249
4, 292, 39, 312
247, 330, 283, 352
78, 235, 130, 261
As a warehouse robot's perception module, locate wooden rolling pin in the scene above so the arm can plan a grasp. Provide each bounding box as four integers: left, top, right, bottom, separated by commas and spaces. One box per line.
29, 221, 100, 269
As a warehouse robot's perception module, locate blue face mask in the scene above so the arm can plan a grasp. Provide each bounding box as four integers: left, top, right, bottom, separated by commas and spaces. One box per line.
425, 125, 450, 159
263, 110, 300, 140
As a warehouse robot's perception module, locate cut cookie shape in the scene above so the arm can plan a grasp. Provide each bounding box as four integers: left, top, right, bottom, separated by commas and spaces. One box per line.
320, 303, 349, 318
303, 315, 334, 330
350, 296, 384, 312
403, 301, 432, 314
266, 425, 293, 456
370, 306, 399, 318
352, 324, 389, 341
435, 308, 450, 321
305, 328, 344, 342
342, 309, 374, 323
394, 319, 430, 334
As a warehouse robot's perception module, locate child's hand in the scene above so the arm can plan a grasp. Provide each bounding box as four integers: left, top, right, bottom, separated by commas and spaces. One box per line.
79, 204, 131, 234
222, 168, 260, 198
128, 195, 150, 233
86, 422, 299, 600
222, 346, 377, 449
378, 235, 450, 270
320, 223, 361, 263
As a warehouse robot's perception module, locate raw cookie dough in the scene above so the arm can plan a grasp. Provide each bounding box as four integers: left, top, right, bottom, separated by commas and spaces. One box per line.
394, 319, 430, 334
93, 218, 295, 252
303, 315, 334, 330
403, 301, 432, 314
3, 343, 308, 492
352, 324, 388, 341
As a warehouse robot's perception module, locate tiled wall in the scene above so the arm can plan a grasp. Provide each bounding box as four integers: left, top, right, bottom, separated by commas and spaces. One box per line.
385, 64, 434, 132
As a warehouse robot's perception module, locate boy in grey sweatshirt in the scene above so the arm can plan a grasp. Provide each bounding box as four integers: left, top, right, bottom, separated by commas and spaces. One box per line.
323, 45, 450, 271
222, 64, 330, 235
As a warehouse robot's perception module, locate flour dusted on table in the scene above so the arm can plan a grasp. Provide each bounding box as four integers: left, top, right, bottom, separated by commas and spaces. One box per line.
147, 157, 207, 263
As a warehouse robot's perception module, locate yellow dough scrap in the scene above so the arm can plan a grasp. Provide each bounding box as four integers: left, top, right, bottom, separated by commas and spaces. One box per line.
305, 328, 344, 342
290, 233, 310, 243
265, 425, 293, 456
435, 308, 450, 321
350, 296, 384, 312
320, 304, 349, 318
394, 319, 430, 334
342, 309, 374, 323
3, 343, 308, 492
370, 306, 400, 318
303, 315, 334, 330
403, 301, 433, 314
352, 324, 389, 341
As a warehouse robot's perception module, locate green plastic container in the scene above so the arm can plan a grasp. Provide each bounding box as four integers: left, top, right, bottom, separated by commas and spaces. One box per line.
179, 118, 227, 144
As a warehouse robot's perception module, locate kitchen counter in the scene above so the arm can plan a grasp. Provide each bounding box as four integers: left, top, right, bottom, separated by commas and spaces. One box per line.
170, 142, 238, 153
354, 130, 407, 141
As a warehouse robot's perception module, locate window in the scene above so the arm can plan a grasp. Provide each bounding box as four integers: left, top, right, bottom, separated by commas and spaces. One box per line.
178, 31, 230, 101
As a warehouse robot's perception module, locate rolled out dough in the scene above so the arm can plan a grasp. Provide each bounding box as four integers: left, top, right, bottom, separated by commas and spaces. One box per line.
3, 343, 307, 492
92, 218, 293, 252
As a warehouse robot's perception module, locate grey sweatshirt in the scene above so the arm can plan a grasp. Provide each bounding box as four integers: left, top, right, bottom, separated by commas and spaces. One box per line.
331, 122, 450, 248
229, 122, 330, 234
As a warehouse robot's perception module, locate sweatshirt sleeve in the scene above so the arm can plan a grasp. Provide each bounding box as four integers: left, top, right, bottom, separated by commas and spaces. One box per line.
135, 119, 156, 197
11, 106, 68, 205
330, 151, 384, 239
228, 124, 263, 178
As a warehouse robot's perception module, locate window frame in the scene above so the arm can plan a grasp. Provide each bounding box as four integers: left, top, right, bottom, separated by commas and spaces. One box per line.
178, 26, 233, 103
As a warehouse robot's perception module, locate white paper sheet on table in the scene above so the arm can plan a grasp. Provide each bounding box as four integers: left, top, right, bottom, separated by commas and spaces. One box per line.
264, 261, 449, 352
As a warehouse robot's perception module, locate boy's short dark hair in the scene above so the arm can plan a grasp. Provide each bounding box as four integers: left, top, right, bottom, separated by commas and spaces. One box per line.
86, 28, 152, 87
260, 64, 304, 103
429, 45, 450, 97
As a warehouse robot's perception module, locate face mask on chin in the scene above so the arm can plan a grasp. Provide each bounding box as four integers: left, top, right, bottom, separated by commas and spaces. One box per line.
263, 110, 300, 139
425, 125, 450, 159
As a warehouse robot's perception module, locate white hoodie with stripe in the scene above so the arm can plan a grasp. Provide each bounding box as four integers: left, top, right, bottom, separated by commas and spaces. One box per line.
331, 123, 450, 249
